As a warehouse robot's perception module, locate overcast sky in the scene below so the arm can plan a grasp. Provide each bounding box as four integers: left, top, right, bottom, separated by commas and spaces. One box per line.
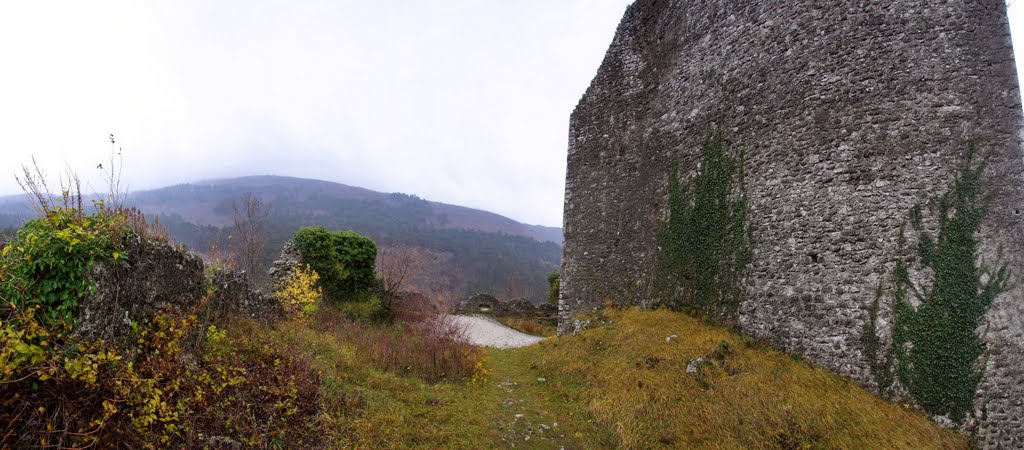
2, 2, 1024, 228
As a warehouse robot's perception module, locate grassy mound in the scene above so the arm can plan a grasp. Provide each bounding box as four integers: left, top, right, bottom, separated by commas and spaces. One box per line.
522, 308, 966, 449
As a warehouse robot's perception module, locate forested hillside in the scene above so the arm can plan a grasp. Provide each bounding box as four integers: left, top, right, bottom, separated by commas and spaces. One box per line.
0, 176, 561, 302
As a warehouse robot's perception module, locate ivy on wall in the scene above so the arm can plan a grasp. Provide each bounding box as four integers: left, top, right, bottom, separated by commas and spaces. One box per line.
862, 282, 895, 395
863, 143, 1008, 422
656, 134, 752, 325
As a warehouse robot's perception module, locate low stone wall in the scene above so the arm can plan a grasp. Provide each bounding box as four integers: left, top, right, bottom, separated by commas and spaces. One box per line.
454, 293, 557, 324
75, 235, 283, 347
75, 235, 205, 345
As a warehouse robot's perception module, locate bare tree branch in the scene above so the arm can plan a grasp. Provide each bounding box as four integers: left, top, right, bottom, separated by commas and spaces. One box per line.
231, 192, 272, 287
377, 245, 425, 298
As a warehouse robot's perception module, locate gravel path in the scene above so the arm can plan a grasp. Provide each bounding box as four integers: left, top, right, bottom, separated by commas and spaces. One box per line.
448, 315, 546, 348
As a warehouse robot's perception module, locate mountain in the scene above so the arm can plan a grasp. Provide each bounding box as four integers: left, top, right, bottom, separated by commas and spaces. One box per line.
0, 176, 563, 302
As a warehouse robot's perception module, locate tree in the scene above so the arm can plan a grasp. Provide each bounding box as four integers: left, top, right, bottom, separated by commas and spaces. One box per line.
547, 272, 560, 305
377, 245, 425, 299
504, 271, 523, 300
232, 193, 272, 286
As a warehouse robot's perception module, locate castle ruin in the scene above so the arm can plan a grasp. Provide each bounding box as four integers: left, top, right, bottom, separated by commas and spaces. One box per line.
559, 1, 1024, 446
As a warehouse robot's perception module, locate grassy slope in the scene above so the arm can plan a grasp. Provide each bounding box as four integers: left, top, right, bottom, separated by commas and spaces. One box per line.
254, 308, 966, 449
522, 308, 967, 449
253, 317, 610, 449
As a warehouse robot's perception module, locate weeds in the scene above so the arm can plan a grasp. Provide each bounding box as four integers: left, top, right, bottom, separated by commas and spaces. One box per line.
312, 304, 485, 383
0, 305, 322, 448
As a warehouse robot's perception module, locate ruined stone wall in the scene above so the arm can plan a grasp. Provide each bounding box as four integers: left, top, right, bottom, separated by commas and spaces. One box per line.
77, 236, 283, 347
559, 1, 1024, 446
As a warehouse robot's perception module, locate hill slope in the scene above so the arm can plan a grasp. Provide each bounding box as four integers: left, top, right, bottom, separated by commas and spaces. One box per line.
124, 175, 561, 245
250, 307, 966, 448
0, 176, 562, 301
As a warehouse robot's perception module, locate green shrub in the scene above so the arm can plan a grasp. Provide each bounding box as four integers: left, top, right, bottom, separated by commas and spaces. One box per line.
0, 206, 128, 334
547, 272, 560, 305
293, 226, 377, 303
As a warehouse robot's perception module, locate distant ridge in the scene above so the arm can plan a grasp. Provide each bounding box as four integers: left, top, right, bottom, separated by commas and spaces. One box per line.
0, 175, 562, 302
133, 175, 561, 245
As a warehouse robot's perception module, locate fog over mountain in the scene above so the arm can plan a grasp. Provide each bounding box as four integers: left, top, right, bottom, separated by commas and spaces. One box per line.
0, 176, 562, 302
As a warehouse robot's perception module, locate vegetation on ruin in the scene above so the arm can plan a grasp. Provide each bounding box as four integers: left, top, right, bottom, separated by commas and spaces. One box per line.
863, 143, 1008, 422
0, 204, 127, 335
0, 201, 489, 447
546, 271, 560, 305
657, 133, 753, 324
0, 196, 323, 447
0, 156, 972, 448
2, 221, 968, 449
293, 226, 378, 303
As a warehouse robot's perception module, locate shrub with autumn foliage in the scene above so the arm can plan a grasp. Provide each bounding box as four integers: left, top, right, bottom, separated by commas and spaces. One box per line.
274, 262, 323, 318
0, 202, 323, 448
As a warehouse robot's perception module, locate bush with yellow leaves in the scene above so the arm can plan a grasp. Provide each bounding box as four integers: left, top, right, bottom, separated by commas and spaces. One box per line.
275, 263, 323, 318
1, 301, 323, 449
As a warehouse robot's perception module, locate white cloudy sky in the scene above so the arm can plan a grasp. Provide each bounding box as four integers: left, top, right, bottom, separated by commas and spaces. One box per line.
2, 1, 1024, 228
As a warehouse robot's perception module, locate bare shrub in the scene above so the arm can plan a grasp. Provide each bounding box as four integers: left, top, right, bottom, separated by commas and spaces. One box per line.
391, 292, 445, 324
377, 245, 425, 299
98, 134, 128, 211
313, 297, 483, 383
15, 157, 57, 218
205, 243, 237, 271
504, 270, 524, 300
14, 137, 170, 244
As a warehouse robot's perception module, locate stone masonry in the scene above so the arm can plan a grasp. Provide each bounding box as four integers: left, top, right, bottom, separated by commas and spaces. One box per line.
559, 1, 1024, 446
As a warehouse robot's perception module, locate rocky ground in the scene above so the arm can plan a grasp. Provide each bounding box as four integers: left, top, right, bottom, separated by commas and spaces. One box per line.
449, 314, 546, 348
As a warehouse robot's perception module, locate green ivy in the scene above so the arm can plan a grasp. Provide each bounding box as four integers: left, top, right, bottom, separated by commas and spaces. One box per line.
0, 207, 128, 334
547, 272, 560, 306
861, 281, 894, 395
656, 134, 753, 324
293, 226, 377, 303
864, 143, 1008, 422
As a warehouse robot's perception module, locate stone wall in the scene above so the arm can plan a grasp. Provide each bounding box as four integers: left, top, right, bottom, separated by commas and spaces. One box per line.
559, 0, 1024, 446
76, 235, 205, 346
76, 235, 283, 347
455, 293, 558, 323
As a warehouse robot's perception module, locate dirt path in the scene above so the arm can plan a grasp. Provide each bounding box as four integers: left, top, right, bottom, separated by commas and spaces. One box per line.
449, 314, 546, 348
483, 347, 617, 449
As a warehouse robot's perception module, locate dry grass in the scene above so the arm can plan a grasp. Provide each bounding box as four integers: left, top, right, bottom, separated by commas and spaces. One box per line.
255, 314, 609, 449
255, 314, 496, 448
496, 316, 557, 337
311, 304, 485, 383
521, 308, 968, 450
